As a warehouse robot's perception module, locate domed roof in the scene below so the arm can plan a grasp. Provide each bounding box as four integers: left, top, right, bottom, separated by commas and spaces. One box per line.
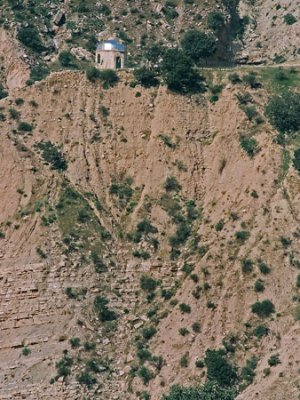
97, 39, 126, 52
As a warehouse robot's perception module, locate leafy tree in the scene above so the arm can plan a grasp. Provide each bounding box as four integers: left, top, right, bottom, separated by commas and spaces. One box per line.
181, 30, 217, 64
162, 381, 236, 400
207, 11, 225, 32
59, 51, 76, 67
205, 349, 238, 387
161, 49, 206, 94
144, 44, 166, 67
134, 67, 159, 88
17, 25, 45, 52
293, 149, 300, 173
251, 300, 275, 318
265, 91, 300, 134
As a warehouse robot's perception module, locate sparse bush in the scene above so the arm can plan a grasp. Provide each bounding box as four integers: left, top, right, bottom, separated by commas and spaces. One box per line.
252, 324, 269, 338
268, 354, 280, 366
94, 295, 118, 322
76, 371, 97, 387
22, 346, 31, 356
0, 84, 8, 99
86, 67, 101, 82
29, 64, 50, 82
138, 366, 154, 385
235, 230, 250, 242
192, 322, 201, 333
239, 136, 258, 158
241, 258, 254, 273
35, 141, 67, 171
98, 69, 119, 89
179, 327, 189, 336
296, 274, 300, 288
251, 300, 275, 318
254, 279, 265, 292
242, 105, 259, 121
9, 108, 20, 120
180, 353, 189, 367
56, 354, 73, 377
70, 337, 81, 348
142, 326, 157, 341
215, 219, 225, 231
258, 261, 271, 274
243, 72, 261, 89
241, 356, 258, 385
228, 73, 241, 84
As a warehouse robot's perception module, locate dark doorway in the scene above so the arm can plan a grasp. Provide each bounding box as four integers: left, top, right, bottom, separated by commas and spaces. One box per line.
97, 54, 100, 64
115, 56, 122, 69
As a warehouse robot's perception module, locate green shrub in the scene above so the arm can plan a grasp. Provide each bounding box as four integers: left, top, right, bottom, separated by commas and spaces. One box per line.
251, 300, 275, 318
180, 353, 189, 367
110, 177, 133, 207
179, 327, 189, 336
215, 219, 225, 231
243, 72, 261, 89
169, 222, 191, 248
17, 25, 45, 52
9, 108, 20, 120
70, 337, 81, 348
179, 303, 191, 313
241, 258, 254, 273
29, 64, 49, 82
204, 349, 238, 387
56, 354, 73, 377
254, 279, 265, 292
181, 30, 217, 64
76, 371, 97, 387
284, 13, 297, 25
94, 295, 118, 322
98, 69, 119, 88
292, 149, 300, 174
268, 354, 280, 366
265, 91, 300, 135
161, 48, 206, 94
252, 324, 269, 338
142, 326, 157, 341
241, 356, 258, 385
140, 275, 158, 292
0, 84, 8, 99
86, 66, 101, 82
240, 136, 258, 158
162, 382, 236, 400
134, 67, 159, 88
138, 366, 154, 385
18, 121, 33, 132
164, 176, 181, 192
83, 341, 96, 351
235, 230, 250, 242
35, 141, 67, 171
22, 346, 31, 356
258, 261, 271, 274
59, 51, 76, 67
192, 322, 201, 333
228, 73, 241, 84
296, 274, 300, 288
207, 11, 225, 32
242, 105, 259, 121
195, 359, 204, 368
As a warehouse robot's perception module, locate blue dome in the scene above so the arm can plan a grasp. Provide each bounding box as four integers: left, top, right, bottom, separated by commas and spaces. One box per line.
97, 39, 126, 52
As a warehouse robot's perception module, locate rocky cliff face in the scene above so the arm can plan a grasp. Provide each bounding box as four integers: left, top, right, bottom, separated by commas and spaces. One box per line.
0, 61, 299, 400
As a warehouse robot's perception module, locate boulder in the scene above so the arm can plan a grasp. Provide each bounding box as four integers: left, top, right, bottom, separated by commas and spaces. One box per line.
70, 47, 94, 62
